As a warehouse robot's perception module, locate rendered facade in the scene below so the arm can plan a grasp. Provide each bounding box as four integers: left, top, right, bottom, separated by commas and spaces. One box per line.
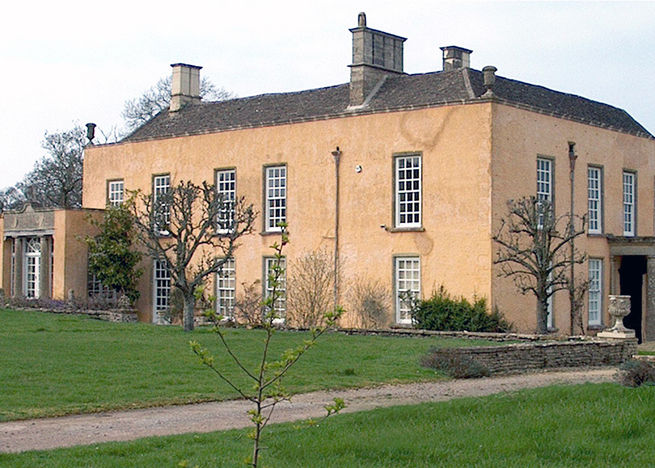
2, 13, 655, 339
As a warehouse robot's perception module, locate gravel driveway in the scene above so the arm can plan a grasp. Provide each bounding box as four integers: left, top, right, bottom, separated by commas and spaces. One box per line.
0, 367, 616, 454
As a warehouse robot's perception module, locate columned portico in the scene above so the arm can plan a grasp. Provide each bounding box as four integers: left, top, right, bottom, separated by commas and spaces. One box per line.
2, 204, 55, 300
608, 235, 655, 342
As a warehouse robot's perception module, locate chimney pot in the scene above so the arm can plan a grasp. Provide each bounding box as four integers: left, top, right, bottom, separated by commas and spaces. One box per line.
440, 45, 473, 71
358, 12, 366, 27
482, 65, 497, 92
85, 123, 96, 143
170, 63, 202, 113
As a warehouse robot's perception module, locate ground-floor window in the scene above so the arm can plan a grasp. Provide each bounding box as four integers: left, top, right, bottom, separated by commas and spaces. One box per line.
588, 258, 603, 326
153, 259, 171, 323
216, 258, 236, 319
395, 256, 420, 324
24, 238, 41, 299
264, 256, 286, 320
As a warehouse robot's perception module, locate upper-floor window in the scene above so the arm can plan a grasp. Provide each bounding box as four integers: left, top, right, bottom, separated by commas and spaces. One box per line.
216, 169, 236, 232
536, 157, 553, 202
623, 171, 636, 236
395, 256, 420, 324
395, 154, 422, 228
153, 174, 171, 234
265, 166, 286, 232
588, 258, 603, 327
107, 180, 124, 206
216, 258, 236, 319
587, 167, 602, 234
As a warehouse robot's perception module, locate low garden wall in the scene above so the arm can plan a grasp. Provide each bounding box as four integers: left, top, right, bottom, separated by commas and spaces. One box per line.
3, 306, 137, 323
426, 339, 637, 375
341, 327, 556, 342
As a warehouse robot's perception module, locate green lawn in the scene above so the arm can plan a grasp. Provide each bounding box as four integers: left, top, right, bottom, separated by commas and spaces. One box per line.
2, 383, 653, 467
0, 308, 496, 421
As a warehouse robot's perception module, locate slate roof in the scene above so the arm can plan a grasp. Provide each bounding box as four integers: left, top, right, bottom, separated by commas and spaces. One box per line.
124, 68, 652, 142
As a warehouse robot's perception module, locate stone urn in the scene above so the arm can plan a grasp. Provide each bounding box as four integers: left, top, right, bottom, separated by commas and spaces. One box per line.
598, 295, 635, 339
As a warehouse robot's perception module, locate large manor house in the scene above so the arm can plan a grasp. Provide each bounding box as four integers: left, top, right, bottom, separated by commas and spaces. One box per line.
2, 14, 655, 340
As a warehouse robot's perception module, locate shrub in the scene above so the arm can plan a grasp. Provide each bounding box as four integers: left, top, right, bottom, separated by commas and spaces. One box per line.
286, 249, 333, 328
619, 359, 655, 387
411, 286, 513, 332
233, 280, 264, 327
348, 279, 391, 329
420, 347, 490, 379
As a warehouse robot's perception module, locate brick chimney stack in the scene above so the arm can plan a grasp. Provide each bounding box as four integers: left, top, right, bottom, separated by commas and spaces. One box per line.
348, 13, 406, 107
170, 63, 202, 113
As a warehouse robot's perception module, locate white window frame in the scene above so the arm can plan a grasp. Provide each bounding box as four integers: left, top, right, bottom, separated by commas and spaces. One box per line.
153, 258, 171, 324
536, 157, 553, 202
24, 238, 41, 299
395, 154, 422, 228
623, 171, 635, 236
216, 258, 236, 319
264, 256, 286, 321
265, 166, 286, 232
108, 180, 124, 207
587, 167, 602, 234
153, 174, 171, 235
395, 256, 420, 324
216, 169, 236, 233
588, 259, 603, 326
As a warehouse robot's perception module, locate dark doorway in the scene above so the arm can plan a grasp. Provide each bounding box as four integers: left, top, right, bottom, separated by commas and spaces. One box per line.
619, 255, 646, 343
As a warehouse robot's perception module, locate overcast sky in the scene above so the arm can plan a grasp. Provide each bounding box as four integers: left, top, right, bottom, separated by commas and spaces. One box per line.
1, 1, 654, 189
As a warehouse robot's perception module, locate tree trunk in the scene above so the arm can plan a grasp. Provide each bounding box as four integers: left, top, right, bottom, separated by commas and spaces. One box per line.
183, 293, 195, 332
536, 299, 548, 335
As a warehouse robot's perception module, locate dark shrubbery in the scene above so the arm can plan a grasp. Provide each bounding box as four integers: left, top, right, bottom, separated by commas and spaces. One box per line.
410, 286, 513, 332
420, 347, 490, 379
619, 359, 655, 387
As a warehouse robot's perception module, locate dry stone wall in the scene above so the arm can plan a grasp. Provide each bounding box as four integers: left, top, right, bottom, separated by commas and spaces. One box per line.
428, 339, 637, 375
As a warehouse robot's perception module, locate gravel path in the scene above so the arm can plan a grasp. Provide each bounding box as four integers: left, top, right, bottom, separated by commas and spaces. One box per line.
0, 367, 616, 454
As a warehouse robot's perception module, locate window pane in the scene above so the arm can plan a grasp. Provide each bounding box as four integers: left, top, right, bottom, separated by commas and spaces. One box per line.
216, 169, 236, 232
216, 258, 236, 318
395, 155, 421, 227
588, 259, 603, 326
265, 166, 286, 231
395, 257, 420, 323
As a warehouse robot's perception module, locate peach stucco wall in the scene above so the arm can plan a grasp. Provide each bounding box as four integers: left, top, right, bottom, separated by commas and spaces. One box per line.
490, 103, 655, 332
84, 103, 494, 325
52, 210, 101, 301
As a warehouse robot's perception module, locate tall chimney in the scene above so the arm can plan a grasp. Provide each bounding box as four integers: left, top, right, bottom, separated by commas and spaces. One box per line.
348, 13, 406, 107
170, 63, 202, 112
440, 46, 473, 71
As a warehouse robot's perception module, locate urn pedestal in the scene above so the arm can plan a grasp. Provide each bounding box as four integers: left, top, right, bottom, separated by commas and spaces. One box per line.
598, 295, 636, 339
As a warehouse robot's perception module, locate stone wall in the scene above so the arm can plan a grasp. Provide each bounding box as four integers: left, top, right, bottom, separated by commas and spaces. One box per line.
427, 339, 637, 374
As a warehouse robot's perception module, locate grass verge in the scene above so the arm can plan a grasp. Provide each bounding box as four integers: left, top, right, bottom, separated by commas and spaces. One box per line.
0, 308, 497, 421
2, 383, 653, 467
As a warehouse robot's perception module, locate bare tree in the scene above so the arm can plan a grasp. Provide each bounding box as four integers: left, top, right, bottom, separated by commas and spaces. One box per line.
492, 197, 587, 334
122, 76, 234, 132
129, 180, 255, 331
286, 248, 334, 327
348, 279, 392, 329
18, 126, 86, 209
0, 186, 25, 214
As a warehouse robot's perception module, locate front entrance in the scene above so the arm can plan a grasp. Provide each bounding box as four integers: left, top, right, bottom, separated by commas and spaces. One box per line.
619, 255, 646, 343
